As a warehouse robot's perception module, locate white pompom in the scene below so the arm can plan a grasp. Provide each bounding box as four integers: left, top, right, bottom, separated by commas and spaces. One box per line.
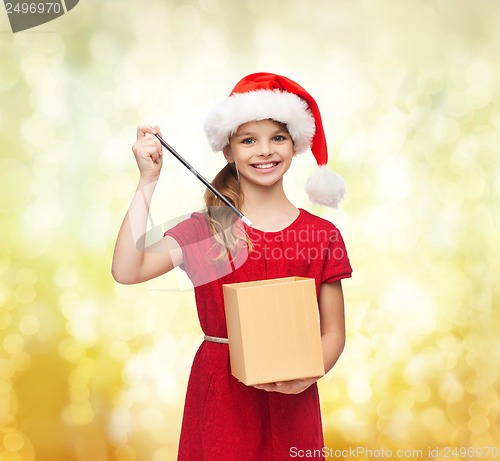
305, 165, 346, 207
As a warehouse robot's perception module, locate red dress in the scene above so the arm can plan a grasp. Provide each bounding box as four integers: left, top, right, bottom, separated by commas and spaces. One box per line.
166, 208, 352, 461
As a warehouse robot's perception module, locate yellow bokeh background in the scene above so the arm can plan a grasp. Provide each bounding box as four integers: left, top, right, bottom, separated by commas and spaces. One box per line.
1, 0, 499, 460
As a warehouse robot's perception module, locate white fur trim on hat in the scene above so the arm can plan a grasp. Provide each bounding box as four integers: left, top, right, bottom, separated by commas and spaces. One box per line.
204, 89, 316, 153
305, 165, 346, 207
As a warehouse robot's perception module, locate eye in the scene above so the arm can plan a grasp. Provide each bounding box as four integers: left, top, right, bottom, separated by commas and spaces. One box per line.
272, 135, 286, 142
241, 137, 255, 145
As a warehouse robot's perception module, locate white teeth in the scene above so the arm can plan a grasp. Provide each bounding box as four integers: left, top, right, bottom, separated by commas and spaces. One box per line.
253, 162, 277, 169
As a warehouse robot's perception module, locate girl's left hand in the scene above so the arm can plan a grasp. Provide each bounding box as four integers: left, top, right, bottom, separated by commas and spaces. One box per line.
253, 377, 320, 395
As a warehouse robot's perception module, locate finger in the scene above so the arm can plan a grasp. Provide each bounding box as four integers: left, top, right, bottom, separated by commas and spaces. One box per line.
253, 384, 274, 392
132, 142, 157, 157
253, 384, 267, 390
152, 150, 163, 164
136, 136, 162, 154
138, 137, 160, 149
274, 381, 293, 388
136, 125, 156, 140
154, 126, 163, 156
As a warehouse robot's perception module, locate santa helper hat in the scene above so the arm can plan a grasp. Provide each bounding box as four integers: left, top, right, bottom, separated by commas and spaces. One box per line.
203, 72, 346, 207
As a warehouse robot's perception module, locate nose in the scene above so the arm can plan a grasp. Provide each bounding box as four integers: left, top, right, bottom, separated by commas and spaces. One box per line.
258, 140, 273, 157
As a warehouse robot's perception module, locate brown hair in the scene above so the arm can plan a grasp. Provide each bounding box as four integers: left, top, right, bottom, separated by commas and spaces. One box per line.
203, 163, 250, 261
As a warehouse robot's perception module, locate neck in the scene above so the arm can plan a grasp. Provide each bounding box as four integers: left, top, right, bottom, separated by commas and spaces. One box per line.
239, 178, 299, 229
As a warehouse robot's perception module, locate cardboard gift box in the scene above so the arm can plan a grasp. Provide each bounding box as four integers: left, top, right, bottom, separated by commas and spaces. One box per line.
222, 276, 325, 386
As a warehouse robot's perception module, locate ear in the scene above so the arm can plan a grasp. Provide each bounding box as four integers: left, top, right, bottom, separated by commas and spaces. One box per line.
223, 146, 234, 163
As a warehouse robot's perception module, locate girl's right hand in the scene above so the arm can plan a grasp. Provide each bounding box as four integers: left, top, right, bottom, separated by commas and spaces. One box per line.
132, 125, 163, 180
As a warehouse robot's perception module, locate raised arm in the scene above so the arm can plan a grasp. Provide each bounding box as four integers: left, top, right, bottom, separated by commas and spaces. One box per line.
111, 125, 183, 285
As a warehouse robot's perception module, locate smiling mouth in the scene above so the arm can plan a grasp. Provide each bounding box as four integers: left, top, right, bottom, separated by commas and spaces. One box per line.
252, 162, 279, 170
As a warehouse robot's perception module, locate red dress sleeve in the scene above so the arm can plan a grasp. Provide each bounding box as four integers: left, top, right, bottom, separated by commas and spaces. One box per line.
164, 212, 241, 287
321, 223, 352, 283
164, 212, 209, 267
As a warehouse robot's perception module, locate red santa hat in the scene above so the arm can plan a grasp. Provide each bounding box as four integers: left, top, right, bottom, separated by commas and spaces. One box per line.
203, 72, 346, 207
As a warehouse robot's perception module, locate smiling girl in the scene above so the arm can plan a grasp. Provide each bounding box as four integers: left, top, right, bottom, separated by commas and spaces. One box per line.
112, 73, 352, 460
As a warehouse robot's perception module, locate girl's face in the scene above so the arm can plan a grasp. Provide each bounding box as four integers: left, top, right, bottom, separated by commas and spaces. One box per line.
223, 119, 295, 188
